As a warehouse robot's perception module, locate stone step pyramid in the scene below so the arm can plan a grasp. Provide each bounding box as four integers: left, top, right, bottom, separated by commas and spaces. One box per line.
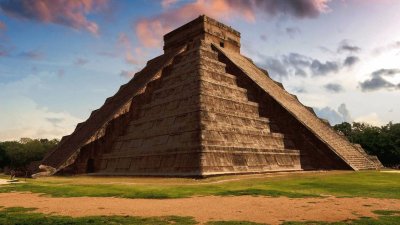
38, 15, 381, 177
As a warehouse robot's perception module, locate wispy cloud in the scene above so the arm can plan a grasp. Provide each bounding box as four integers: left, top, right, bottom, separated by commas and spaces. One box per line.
285, 27, 301, 38
119, 70, 135, 79
0, 44, 13, 57
73, 58, 89, 66
258, 52, 341, 78
0, 0, 109, 35
57, 69, 65, 78
373, 41, 400, 55
135, 0, 331, 47
19, 50, 44, 60
343, 56, 359, 67
0, 21, 5, 30
337, 39, 361, 53
117, 32, 145, 65
161, 0, 179, 9
324, 83, 344, 93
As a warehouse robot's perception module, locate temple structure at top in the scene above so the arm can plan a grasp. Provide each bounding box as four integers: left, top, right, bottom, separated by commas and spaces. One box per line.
38, 15, 381, 177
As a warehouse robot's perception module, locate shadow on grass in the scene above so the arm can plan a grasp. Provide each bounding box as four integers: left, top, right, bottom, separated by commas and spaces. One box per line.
216, 189, 317, 198
282, 210, 400, 225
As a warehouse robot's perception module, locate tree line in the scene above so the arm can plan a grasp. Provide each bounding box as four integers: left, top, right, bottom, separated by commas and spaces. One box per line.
0, 122, 398, 174
333, 122, 400, 168
0, 138, 59, 174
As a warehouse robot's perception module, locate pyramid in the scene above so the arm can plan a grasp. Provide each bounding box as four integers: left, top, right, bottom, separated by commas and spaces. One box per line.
39, 15, 381, 177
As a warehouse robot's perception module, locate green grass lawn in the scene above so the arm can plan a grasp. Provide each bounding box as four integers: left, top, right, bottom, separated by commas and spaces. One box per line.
0, 207, 399, 225
0, 170, 399, 199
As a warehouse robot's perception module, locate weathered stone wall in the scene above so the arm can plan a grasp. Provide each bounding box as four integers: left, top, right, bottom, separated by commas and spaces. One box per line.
95, 44, 204, 176
196, 41, 301, 175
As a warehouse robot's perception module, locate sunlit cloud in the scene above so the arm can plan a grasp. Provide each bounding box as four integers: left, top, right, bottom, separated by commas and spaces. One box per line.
0, 0, 109, 34
135, 0, 330, 48
161, 0, 179, 9
117, 32, 145, 65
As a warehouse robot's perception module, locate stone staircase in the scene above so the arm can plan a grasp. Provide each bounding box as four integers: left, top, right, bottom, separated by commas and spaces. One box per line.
214, 44, 378, 171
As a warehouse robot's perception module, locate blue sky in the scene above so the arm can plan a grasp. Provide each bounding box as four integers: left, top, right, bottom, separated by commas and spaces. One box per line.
0, 0, 399, 141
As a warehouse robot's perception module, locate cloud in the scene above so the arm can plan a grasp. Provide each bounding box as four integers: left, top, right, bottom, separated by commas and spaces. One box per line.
337, 40, 361, 53
354, 113, 383, 126
228, 0, 331, 19
373, 41, 400, 55
371, 68, 400, 77
258, 52, 340, 78
0, 0, 109, 34
19, 50, 44, 60
0, 21, 5, 30
324, 83, 343, 93
117, 32, 145, 65
261, 57, 288, 77
360, 68, 400, 92
314, 103, 352, 125
285, 27, 301, 38
359, 76, 397, 91
310, 59, 339, 76
161, 0, 179, 9
0, 97, 81, 141
119, 70, 135, 79
0, 78, 81, 141
343, 56, 359, 67
260, 34, 268, 42
73, 58, 89, 66
0, 44, 12, 57
338, 103, 351, 122
96, 51, 118, 58
57, 69, 65, 78
45, 117, 65, 126
135, 0, 330, 47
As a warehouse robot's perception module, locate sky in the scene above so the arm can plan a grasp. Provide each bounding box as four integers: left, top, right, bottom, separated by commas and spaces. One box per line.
0, 0, 399, 141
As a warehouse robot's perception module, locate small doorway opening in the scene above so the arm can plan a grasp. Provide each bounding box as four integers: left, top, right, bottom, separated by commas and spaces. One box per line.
86, 158, 95, 173
220, 41, 225, 48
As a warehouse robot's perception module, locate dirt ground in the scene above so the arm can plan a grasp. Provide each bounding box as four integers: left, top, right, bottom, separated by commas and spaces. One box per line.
0, 192, 399, 224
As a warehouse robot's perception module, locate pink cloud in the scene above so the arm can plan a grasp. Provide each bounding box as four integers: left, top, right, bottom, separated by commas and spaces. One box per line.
135, 0, 330, 48
0, 0, 109, 34
161, 0, 179, 9
117, 32, 146, 65
0, 21, 5, 30
135, 0, 254, 48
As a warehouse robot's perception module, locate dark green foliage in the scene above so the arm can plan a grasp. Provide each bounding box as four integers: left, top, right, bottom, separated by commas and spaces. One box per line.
372, 210, 400, 216
283, 214, 400, 225
0, 207, 197, 225
333, 122, 400, 167
217, 189, 315, 198
0, 138, 59, 171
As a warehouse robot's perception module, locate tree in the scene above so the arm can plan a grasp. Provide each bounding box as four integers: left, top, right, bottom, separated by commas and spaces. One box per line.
0, 138, 59, 171
333, 122, 400, 167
